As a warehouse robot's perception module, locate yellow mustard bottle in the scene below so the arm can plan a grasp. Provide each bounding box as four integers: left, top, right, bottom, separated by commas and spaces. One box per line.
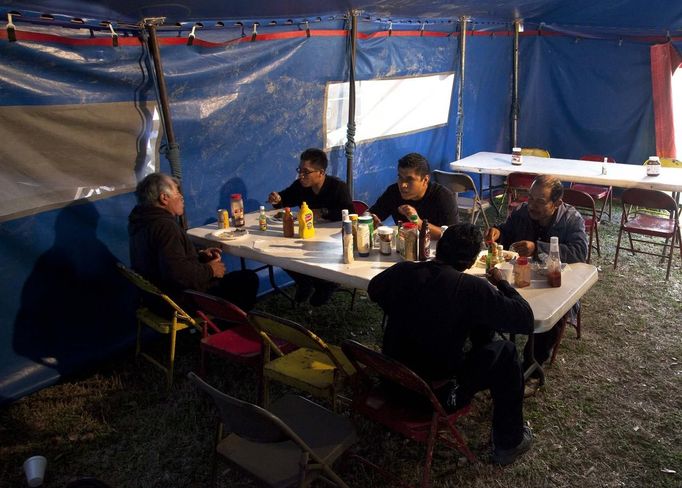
298, 201, 315, 238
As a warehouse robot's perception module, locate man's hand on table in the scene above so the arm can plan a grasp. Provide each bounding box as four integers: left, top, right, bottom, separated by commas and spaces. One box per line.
510, 240, 536, 258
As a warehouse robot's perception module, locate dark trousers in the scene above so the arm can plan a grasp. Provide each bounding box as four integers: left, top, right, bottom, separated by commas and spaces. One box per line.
207, 269, 259, 312
286, 270, 337, 292
458, 340, 525, 450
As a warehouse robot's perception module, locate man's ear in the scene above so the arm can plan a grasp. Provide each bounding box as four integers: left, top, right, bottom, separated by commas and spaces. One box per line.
423, 174, 430, 183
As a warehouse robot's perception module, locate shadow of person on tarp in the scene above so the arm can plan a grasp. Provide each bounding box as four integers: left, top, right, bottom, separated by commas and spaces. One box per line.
202, 177, 261, 225
13, 200, 136, 376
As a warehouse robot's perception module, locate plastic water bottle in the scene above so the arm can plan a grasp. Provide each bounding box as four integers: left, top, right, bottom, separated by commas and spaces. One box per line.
258, 205, 267, 231
547, 236, 561, 287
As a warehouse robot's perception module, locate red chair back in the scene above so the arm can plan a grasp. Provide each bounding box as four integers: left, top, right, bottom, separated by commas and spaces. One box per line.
352, 200, 369, 215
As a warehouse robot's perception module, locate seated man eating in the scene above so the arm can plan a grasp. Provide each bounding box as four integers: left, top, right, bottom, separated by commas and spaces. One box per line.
368, 223, 534, 465
369, 152, 457, 240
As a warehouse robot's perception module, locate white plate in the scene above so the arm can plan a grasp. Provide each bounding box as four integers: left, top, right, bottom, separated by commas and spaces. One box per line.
211, 228, 249, 241
475, 249, 519, 268
267, 211, 296, 225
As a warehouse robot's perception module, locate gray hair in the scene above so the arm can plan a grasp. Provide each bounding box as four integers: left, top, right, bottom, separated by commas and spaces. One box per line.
135, 173, 178, 205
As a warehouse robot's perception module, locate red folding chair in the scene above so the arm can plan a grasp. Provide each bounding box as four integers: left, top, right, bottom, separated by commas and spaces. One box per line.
185, 290, 293, 378
570, 155, 615, 221
614, 188, 682, 280
352, 200, 369, 215
341, 340, 475, 488
503, 172, 538, 217
562, 188, 600, 263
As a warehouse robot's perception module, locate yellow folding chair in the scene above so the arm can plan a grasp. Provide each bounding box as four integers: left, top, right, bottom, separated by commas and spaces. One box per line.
248, 310, 355, 410
521, 147, 551, 158
117, 263, 200, 388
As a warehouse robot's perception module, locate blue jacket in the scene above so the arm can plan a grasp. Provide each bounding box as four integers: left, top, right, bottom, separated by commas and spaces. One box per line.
497, 203, 588, 264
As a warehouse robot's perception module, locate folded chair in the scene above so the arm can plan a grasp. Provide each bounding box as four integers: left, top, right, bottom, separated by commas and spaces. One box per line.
614, 188, 682, 280
562, 188, 600, 263
341, 340, 475, 488
352, 200, 369, 215
432, 170, 489, 228
503, 172, 538, 217
188, 372, 357, 488
570, 155, 615, 221
116, 263, 200, 389
248, 310, 356, 410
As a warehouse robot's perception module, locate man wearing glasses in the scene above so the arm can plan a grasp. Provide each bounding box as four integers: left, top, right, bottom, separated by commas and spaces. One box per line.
485, 175, 587, 390
267, 148, 353, 305
369, 153, 457, 240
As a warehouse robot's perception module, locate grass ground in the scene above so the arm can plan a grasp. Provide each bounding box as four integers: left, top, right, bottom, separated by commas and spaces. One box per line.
1, 203, 681, 488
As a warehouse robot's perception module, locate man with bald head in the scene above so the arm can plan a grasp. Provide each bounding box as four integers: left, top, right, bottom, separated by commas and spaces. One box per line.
485, 175, 588, 376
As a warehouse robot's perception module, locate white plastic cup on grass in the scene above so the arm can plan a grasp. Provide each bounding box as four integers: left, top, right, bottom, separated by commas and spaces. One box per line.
23, 455, 46, 487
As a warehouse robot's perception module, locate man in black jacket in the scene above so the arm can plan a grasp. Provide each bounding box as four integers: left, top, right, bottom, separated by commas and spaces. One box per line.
368, 223, 534, 465
128, 173, 258, 312
268, 148, 353, 305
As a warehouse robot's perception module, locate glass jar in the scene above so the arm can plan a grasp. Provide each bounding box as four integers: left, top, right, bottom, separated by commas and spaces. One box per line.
511, 147, 523, 165
377, 226, 393, 256
230, 193, 245, 227
645, 156, 661, 176
513, 256, 531, 288
400, 222, 418, 261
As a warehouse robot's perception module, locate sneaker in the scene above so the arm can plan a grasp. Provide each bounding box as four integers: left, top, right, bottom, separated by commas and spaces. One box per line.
294, 282, 314, 303
491, 426, 533, 465
309, 283, 340, 307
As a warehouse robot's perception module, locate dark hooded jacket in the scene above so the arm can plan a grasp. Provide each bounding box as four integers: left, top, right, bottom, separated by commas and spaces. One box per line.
128, 205, 214, 301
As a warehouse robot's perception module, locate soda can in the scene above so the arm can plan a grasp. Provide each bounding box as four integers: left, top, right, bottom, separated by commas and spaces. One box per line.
218, 209, 230, 229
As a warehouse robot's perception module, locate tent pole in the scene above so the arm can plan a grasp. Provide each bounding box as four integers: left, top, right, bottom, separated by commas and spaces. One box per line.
144, 19, 185, 228
511, 19, 521, 148
455, 16, 469, 161
345, 10, 359, 199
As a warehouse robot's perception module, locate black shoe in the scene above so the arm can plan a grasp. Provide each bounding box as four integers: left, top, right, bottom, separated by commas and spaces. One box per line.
309, 284, 339, 307
294, 283, 314, 303
491, 426, 533, 465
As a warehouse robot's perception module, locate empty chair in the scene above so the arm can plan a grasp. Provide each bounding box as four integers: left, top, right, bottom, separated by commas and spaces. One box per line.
116, 263, 200, 389
352, 200, 369, 215
185, 290, 293, 380
570, 155, 615, 221
562, 188, 600, 263
248, 310, 355, 410
503, 172, 538, 217
188, 372, 356, 488
614, 188, 682, 280
341, 340, 475, 488
520, 147, 551, 158
432, 170, 489, 227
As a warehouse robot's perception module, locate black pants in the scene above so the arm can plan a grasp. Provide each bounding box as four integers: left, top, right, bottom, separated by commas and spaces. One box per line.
286, 270, 337, 292
206, 269, 259, 312
458, 340, 525, 450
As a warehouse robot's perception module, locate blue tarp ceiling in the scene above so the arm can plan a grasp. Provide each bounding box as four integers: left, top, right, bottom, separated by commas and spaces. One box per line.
2, 1, 682, 34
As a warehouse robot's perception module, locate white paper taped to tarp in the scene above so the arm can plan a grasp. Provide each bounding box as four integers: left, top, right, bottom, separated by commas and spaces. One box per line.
324, 73, 455, 149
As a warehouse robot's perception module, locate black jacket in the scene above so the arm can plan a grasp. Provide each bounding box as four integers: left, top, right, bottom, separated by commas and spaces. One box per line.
273, 175, 353, 221
369, 182, 457, 226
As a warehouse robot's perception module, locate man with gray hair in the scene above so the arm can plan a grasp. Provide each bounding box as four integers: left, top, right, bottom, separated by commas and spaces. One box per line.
128, 172, 258, 311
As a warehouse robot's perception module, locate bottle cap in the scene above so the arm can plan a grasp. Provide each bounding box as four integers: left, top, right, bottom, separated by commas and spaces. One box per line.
409, 215, 419, 222
648, 156, 660, 162
512, 147, 522, 152
550, 236, 559, 245
259, 205, 265, 211
231, 193, 242, 199
285, 207, 291, 212
517, 256, 528, 265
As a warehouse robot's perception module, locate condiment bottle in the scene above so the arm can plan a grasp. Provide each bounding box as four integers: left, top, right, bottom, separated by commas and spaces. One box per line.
282, 207, 295, 238
418, 219, 430, 261
401, 222, 418, 261
230, 193, 245, 227
258, 205, 267, 231
357, 223, 371, 257
348, 214, 359, 250
217, 209, 230, 229
547, 236, 562, 287
511, 147, 523, 165
377, 226, 393, 256
485, 240, 494, 272
513, 256, 531, 288
342, 219, 354, 263
645, 155, 661, 176
359, 214, 374, 248
298, 201, 315, 238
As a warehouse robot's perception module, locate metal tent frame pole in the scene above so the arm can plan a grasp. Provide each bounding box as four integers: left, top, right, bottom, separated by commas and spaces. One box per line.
345, 10, 359, 199
455, 16, 469, 161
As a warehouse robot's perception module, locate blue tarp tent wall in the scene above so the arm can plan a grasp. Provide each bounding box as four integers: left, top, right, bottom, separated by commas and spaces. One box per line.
1, 1, 681, 403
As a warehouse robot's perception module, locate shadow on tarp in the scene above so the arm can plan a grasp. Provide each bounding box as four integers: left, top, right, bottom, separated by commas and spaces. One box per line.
6, 200, 136, 403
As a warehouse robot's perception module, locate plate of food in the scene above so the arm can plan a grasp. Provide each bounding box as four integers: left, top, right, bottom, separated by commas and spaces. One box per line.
267, 210, 296, 224
211, 228, 249, 241
475, 249, 519, 268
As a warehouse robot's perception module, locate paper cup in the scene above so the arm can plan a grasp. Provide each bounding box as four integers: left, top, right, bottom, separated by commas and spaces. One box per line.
495, 262, 514, 283
23, 455, 46, 487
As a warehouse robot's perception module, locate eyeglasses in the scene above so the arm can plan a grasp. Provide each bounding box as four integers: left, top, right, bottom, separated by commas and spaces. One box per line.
296, 167, 321, 177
